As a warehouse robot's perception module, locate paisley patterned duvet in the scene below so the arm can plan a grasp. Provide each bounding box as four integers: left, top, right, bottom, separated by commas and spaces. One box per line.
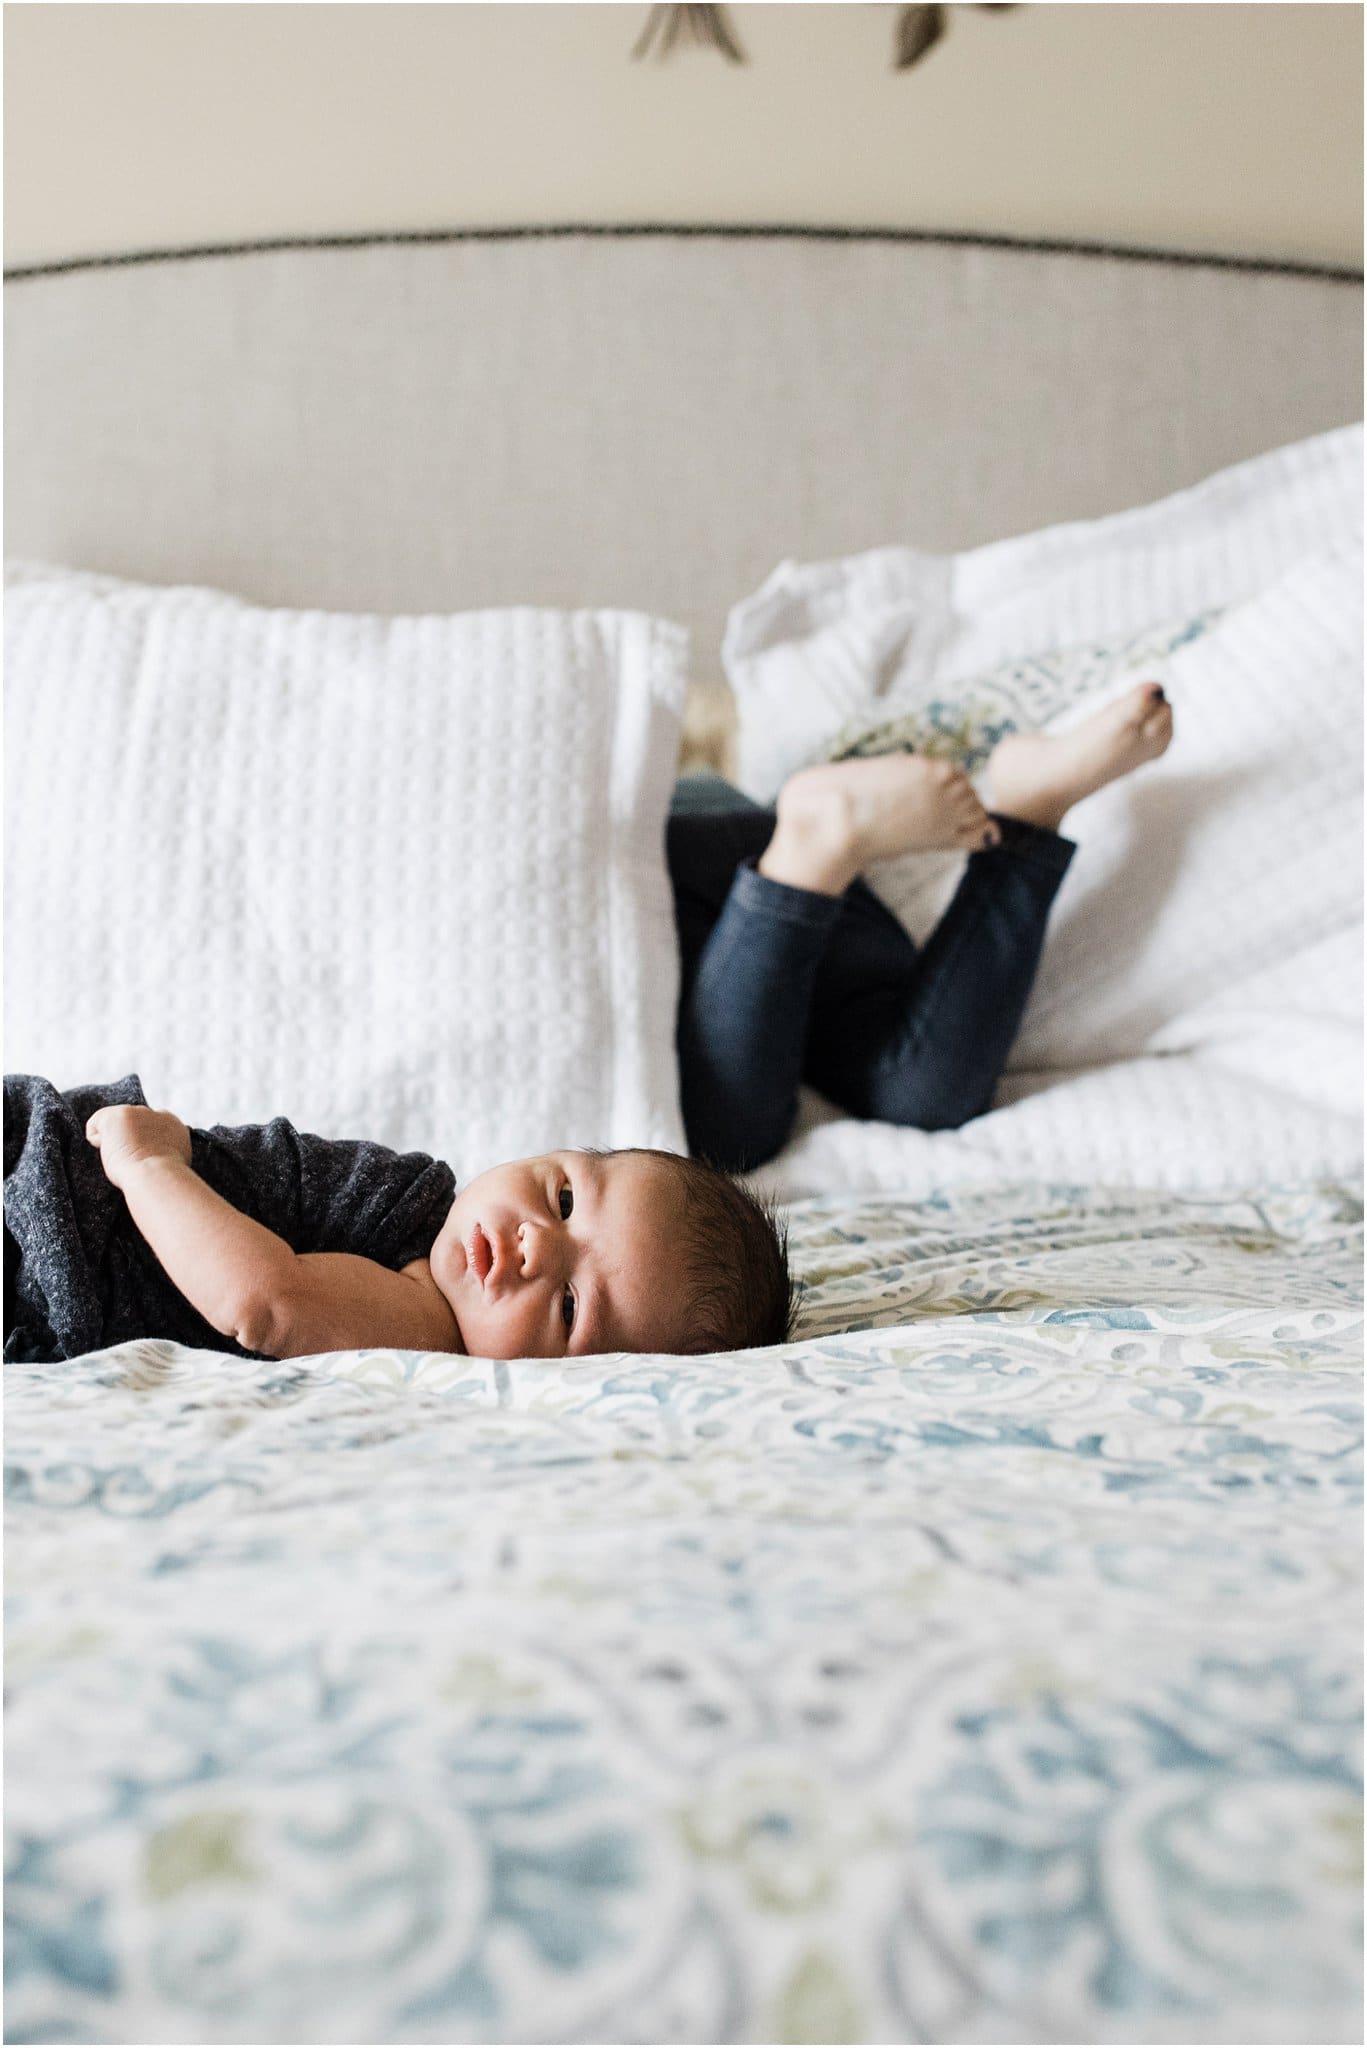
6, 1183, 1362, 2044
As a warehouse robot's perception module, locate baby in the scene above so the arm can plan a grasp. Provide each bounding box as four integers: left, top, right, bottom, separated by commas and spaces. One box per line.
2, 1075, 792, 1364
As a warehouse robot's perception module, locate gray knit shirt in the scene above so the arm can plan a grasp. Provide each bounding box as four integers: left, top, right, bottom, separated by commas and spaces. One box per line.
3, 1074, 456, 1362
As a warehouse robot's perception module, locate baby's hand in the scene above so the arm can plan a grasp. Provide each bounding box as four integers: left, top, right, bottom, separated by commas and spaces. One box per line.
85, 1104, 192, 1188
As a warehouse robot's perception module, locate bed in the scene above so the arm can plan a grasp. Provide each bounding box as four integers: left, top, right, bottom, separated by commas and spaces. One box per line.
5, 228, 1363, 2045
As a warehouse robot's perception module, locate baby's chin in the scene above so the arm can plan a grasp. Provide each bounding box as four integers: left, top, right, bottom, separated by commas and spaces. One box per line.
446, 1288, 568, 1362
445, 1311, 547, 1362
428, 1241, 523, 1360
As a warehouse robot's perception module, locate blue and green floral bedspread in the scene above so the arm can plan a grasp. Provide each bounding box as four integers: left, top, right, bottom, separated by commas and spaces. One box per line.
6, 1183, 1362, 2044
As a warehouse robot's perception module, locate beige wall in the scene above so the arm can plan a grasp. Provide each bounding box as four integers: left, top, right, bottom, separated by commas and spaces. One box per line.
4, 3, 1362, 272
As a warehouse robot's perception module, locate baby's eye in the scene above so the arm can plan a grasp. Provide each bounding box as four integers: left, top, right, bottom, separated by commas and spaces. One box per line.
561, 1286, 576, 1333
558, 1185, 574, 1221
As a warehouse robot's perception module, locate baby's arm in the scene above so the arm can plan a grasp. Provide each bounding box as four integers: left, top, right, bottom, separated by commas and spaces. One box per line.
86, 1105, 462, 1358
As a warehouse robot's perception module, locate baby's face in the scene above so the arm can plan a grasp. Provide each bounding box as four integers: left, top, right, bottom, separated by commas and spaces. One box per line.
428, 1150, 689, 1359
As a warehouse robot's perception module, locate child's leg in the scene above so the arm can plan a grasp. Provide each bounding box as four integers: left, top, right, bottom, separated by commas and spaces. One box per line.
668, 684, 1172, 1164
802, 818, 1074, 1128
669, 797, 840, 1171
802, 682, 1174, 1126
668, 765, 994, 1170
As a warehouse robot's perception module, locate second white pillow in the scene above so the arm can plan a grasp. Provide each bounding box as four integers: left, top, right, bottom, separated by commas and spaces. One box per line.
720, 427, 1363, 1088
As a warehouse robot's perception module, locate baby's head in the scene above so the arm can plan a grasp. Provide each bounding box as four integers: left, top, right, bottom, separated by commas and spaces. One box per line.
428, 1146, 793, 1359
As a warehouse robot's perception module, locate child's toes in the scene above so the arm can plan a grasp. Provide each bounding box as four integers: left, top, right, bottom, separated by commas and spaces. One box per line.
1118, 681, 1159, 727
960, 807, 999, 848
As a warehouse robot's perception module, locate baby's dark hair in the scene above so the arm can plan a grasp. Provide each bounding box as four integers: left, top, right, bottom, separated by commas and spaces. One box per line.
617, 1148, 797, 1352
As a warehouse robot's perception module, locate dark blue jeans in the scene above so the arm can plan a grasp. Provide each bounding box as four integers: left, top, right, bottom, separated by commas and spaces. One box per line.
668, 774, 1075, 1172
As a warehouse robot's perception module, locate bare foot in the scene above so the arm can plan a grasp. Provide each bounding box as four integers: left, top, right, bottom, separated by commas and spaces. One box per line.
759, 755, 998, 895
985, 683, 1174, 832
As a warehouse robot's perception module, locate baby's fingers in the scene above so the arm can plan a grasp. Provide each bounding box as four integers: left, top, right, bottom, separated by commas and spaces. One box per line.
85, 1110, 108, 1146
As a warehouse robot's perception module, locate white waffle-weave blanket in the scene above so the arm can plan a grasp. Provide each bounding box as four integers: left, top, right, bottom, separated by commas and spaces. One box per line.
727, 430, 1364, 1201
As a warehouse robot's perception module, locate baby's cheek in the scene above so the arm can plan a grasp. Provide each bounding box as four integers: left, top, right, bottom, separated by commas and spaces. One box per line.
513, 1298, 550, 1360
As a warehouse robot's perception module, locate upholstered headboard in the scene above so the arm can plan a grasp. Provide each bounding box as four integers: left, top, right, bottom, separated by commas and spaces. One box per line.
5, 228, 1361, 672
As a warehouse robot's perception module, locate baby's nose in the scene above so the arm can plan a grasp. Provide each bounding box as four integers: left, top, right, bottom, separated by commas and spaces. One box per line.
516, 1220, 549, 1279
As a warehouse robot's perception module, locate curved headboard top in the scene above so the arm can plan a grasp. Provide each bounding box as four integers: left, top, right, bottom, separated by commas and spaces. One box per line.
6, 227, 1362, 668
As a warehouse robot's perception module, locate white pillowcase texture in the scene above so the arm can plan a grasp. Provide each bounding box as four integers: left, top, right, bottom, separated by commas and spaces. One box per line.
726, 425, 1362, 800
1013, 548, 1362, 1076
4, 568, 690, 1182
722, 425, 1364, 1085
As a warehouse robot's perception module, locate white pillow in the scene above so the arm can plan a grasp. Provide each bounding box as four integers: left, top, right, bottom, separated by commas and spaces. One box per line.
721, 429, 1363, 1093
4, 564, 690, 1182
725, 423, 1362, 801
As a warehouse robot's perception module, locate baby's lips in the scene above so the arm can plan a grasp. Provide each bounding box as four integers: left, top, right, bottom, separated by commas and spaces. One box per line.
467, 1224, 494, 1283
